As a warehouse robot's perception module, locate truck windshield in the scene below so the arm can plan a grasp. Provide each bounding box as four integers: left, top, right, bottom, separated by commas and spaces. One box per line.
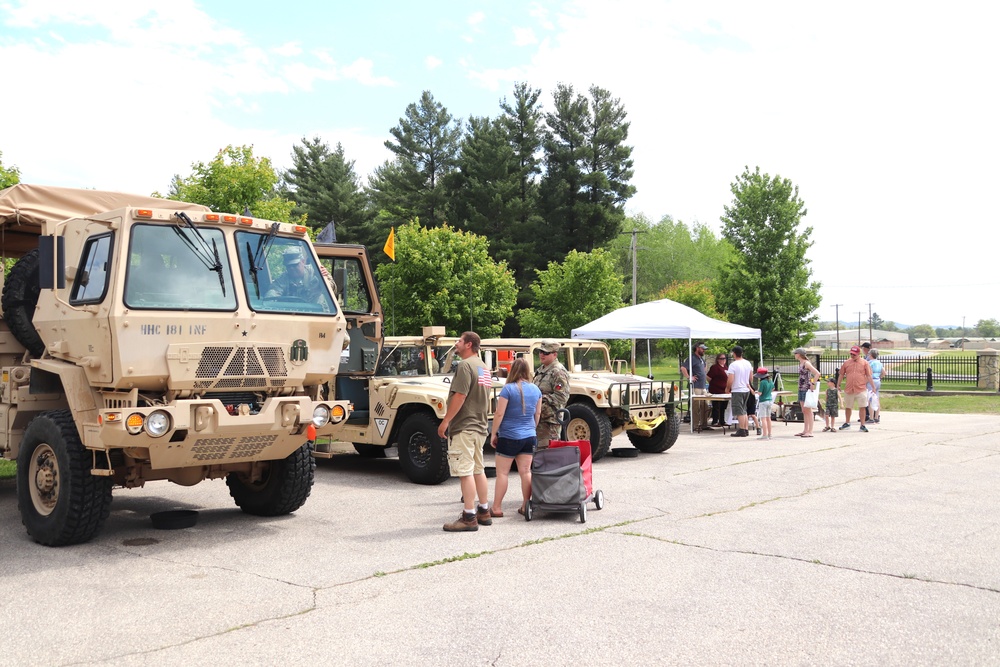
377, 344, 429, 376
235, 232, 338, 315
124, 224, 236, 310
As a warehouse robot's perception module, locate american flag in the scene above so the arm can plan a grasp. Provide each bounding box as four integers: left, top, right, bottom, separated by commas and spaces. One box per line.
478, 368, 493, 386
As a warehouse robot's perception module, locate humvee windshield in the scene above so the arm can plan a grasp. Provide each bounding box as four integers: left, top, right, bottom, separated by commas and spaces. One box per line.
575, 344, 611, 372
123, 224, 237, 310
235, 231, 337, 315
377, 344, 429, 376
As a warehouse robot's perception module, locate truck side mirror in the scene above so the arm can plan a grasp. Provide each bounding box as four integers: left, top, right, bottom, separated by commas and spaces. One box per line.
38, 235, 66, 289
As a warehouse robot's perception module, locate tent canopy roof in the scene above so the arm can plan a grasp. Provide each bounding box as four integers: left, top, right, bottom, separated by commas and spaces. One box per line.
571, 298, 761, 340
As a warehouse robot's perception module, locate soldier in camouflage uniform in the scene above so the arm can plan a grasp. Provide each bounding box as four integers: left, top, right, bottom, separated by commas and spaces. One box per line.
533, 339, 570, 449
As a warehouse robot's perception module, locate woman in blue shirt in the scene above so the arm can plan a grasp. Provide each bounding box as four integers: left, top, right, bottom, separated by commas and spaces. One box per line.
489, 358, 542, 517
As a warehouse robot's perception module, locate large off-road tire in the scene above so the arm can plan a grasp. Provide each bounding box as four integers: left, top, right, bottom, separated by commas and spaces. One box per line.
353, 443, 387, 458
2, 249, 45, 357
627, 409, 681, 453
397, 412, 450, 485
565, 403, 613, 462
17, 410, 113, 546
227, 441, 315, 516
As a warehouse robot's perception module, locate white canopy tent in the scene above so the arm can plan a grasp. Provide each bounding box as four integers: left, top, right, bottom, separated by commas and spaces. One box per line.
571, 298, 763, 433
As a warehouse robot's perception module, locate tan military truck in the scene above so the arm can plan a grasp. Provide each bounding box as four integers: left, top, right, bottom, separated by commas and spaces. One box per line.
0, 184, 380, 545
310, 321, 479, 486
480, 338, 681, 460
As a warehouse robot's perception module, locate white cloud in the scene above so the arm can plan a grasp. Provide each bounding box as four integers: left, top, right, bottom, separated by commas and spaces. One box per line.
425, 55, 443, 70
512, 27, 537, 46
273, 41, 303, 57
467, 11, 485, 28
340, 58, 396, 87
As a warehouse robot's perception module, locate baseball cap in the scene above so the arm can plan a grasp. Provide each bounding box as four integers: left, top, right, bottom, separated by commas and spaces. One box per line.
850, 345, 860, 354
538, 340, 560, 353
755, 367, 769, 376
695, 343, 707, 350
861, 341, 871, 348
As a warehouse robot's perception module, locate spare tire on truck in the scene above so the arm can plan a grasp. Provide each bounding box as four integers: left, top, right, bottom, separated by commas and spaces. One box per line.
2, 249, 45, 357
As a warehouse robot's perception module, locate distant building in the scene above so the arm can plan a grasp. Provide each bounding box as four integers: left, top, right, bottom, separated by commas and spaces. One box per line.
805, 329, 911, 350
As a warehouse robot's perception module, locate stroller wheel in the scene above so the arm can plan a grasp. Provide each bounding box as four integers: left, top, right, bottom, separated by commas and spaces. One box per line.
524, 502, 533, 521
579, 502, 587, 523
594, 489, 605, 510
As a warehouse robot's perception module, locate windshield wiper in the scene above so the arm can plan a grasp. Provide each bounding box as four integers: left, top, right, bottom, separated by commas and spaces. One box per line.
173, 212, 226, 296
245, 223, 280, 299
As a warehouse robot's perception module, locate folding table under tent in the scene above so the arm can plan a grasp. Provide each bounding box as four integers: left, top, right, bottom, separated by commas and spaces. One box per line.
570, 298, 763, 433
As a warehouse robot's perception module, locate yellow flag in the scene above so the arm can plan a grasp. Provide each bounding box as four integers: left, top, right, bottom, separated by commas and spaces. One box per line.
383, 227, 396, 261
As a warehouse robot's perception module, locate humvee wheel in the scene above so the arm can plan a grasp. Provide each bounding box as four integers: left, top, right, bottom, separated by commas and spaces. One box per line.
227, 441, 315, 516
17, 410, 113, 546
565, 403, 613, 461
627, 410, 681, 453
2, 249, 45, 357
353, 443, 387, 458
397, 412, 449, 485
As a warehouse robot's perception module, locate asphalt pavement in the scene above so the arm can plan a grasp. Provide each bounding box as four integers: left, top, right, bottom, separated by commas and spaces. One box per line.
2, 412, 998, 666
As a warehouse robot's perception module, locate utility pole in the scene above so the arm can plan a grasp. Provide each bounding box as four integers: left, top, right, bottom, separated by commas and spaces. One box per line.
856, 312, 863, 346
619, 229, 646, 374
962, 316, 966, 350
867, 302, 873, 344
832, 304, 843, 351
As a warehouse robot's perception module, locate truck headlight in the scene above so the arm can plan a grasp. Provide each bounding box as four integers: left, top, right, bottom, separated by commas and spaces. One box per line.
145, 410, 171, 438
312, 404, 331, 428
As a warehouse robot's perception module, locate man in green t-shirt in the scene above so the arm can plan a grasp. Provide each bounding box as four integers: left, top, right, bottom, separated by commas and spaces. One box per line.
437, 331, 492, 532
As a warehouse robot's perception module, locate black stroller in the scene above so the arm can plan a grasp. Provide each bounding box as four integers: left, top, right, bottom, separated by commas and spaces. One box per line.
525, 409, 604, 522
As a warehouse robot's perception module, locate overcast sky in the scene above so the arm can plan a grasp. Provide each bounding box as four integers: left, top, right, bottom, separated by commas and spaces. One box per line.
2, 1, 997, 328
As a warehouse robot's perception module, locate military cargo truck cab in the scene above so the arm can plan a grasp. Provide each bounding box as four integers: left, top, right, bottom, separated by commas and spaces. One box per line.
0, 185, 380, 545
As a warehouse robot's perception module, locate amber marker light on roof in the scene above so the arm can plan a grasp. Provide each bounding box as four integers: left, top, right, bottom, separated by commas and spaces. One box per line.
204, 213, 220, 222
239, 217, 253, 225
135, 209, 153, 218
223, 215, 237, 223
294, 225, 308, 234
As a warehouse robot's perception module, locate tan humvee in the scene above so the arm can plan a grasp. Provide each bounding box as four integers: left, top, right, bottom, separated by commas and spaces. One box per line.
310, 322, 498, 485
480, 338, 682, 460
0, 184, 381, 545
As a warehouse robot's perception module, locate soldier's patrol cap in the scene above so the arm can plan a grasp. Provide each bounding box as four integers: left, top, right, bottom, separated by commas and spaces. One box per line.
538, 340, 561, 353
283, 247, 304, 264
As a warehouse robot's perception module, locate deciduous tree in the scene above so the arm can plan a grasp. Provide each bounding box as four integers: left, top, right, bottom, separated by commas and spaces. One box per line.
166, 145, 295, 222
716, 167, 821, 355
518, 249, 624, 339
0, 151, 20, 189
975, 318, 1000, 338
374, 222, 516, 337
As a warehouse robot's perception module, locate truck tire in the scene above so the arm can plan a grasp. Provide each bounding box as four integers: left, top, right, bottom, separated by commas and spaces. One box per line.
565, 403, 613, 462
627, 410, 681, 453
17, 409, 113, 546
226, 441, 315, 516
397, 412, 449, 485
353, 443, 387, 458
2, 249, 45, 357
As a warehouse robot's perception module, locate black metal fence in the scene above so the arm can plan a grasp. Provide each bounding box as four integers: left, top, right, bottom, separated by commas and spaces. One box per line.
760, 353, 980, 388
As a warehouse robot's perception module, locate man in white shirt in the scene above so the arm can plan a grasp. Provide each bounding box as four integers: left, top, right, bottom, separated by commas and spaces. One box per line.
725, 345, 754, 438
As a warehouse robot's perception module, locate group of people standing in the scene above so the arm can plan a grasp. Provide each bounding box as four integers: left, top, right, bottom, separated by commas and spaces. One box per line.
438, 334, 569, 532
682, 344, 774, 439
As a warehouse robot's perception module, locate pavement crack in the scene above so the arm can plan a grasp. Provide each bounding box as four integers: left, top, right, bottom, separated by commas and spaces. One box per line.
619, 531, 1000, 595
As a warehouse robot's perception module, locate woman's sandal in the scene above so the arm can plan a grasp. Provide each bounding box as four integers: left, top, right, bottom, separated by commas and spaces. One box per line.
490, 508, 504, 518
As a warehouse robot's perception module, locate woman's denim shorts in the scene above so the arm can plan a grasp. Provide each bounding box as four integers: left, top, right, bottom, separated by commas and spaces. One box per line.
495, 436, 536, 458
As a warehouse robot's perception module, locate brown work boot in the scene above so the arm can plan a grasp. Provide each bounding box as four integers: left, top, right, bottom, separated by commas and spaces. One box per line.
443, 512, 479, 532
476, 507, 493, 526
